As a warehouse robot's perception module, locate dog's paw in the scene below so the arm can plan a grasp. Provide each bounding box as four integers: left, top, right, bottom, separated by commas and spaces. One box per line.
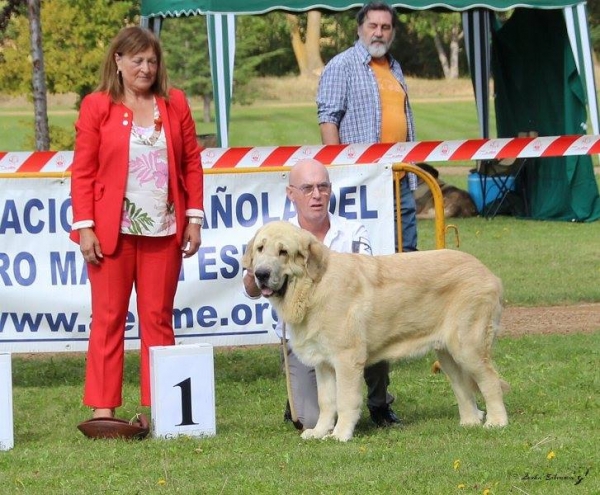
301, 428, 329, 440
327, 430, 353, 442
459, 407, 485, 426
460, 417, 483, 427
324, 423, 354, 442
484, 416, 508, 428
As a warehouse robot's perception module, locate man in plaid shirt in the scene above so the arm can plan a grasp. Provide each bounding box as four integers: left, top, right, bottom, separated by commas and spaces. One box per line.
317, 0, 418, 253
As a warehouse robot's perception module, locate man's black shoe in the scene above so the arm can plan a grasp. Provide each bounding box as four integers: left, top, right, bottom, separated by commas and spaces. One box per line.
369, 405, 402, 428
284, 400, 304, 431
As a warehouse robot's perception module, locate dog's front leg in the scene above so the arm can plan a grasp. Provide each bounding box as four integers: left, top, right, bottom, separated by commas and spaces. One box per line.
329, 356, 363, 442
301, 363, 337, 440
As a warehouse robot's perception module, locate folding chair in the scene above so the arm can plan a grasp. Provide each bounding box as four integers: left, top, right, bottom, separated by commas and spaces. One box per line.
474, 157, 528, 218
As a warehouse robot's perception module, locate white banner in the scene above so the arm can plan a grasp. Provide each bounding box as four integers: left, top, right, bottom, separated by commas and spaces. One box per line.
0, 164, 394, 353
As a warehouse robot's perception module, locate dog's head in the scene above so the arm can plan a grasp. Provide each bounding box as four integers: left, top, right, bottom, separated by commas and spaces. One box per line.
242, 221, 328, 301
416, 162, 440, 180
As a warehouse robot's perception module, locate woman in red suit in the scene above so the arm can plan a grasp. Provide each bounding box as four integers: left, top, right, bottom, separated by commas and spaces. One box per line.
69, 26, 204, 421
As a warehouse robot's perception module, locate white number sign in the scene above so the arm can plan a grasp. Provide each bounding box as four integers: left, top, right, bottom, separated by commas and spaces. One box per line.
150, 344, 216, 439
0, 353, 14, 451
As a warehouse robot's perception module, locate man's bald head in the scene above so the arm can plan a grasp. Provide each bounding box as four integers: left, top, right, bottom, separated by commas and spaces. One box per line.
289, 159, 330, 186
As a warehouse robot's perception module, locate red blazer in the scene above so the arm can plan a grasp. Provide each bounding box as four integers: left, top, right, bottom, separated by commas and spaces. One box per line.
69, 88, 204, 255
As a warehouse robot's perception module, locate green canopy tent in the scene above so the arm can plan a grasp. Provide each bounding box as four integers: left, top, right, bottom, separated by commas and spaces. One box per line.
141, 0, 600, 221
491, 8, 600, 220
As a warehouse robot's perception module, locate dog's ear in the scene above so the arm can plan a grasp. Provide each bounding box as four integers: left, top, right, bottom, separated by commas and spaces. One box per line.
417, 162, 439, 179
305, 238, 328, 282
241, 233, 255, 270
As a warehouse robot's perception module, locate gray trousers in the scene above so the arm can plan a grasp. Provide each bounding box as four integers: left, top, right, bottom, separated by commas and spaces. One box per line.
282, 344, 393, 429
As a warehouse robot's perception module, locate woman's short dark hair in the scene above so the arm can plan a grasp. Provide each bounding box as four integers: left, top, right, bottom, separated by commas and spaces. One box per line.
356, 1, 399, 30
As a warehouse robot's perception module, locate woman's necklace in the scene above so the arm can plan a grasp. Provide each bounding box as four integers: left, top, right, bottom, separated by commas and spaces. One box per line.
131, 99, 162, 147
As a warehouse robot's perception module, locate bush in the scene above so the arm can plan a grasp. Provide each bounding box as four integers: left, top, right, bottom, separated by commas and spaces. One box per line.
24, 123, 75, 151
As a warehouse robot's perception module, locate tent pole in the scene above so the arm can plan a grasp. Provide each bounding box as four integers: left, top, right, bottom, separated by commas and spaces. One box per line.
463, 10, 491, 139
564, 4, 600, 135
208, 14, 236, 148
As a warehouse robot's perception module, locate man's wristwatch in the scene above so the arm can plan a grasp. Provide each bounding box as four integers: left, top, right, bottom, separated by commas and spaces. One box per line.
188, 216, 204, 226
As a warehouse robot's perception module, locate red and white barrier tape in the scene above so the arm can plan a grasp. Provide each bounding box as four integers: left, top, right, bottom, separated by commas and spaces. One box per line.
1, 135, 599, 174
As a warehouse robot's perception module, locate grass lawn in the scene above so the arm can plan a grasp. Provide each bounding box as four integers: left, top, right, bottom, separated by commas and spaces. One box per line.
416, 215, 600, 306
0, 96, 488, 150
2, 334, 599, 495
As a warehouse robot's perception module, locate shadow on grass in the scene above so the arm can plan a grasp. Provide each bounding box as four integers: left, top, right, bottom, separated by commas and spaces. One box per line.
11, 352, 143, 388
11, 345, 282, 388
12, 354, 86, 387
214, 345, 282, 383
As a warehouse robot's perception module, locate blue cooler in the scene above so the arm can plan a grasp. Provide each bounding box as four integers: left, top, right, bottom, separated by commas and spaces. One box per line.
468, 172, 515, 213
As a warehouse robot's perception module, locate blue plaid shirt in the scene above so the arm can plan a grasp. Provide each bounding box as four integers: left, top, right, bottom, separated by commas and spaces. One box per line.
317, 41, 417, 189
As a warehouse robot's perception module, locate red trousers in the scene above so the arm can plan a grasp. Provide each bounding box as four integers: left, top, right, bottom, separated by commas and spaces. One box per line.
84, 234, 182, 408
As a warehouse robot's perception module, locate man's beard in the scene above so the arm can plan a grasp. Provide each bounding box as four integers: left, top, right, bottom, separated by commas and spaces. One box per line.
365, 37, 391, 59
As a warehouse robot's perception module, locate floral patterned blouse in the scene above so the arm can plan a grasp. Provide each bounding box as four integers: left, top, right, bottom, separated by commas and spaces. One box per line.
120, 106, 176, 237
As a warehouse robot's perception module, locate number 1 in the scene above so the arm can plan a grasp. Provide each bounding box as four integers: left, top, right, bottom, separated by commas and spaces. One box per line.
174, 377, 198, 426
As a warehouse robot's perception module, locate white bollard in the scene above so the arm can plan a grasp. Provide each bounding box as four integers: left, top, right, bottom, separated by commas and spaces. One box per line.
0, 353, 14, 451
150, 343, 216, 439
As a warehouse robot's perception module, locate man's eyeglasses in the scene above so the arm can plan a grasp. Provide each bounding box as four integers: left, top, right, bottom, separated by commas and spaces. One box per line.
289, 182, 332, 196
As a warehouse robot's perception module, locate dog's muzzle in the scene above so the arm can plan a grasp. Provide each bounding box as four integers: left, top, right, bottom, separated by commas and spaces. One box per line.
254, 268, 287, 298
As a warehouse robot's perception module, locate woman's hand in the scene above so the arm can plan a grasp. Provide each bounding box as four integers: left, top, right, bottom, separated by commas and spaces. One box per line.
79, 228, 103, 265
181, 223, 202, 258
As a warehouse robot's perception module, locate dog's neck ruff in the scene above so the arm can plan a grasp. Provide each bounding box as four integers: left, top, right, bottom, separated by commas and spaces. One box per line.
277, 275, 314, 326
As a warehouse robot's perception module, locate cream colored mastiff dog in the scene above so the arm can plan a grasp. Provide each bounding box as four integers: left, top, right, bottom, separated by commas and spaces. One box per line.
243, 221, 508, 441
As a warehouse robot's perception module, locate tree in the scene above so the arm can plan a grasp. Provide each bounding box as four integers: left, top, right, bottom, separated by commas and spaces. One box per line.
0, 0, 137, 104
27, 0, 49, 150
0, 0, 25, 34
320, 10, 359, 62
0, 0, 137, 149
286, 11, 324, 77
399, 12, 463, 79
161, 16, 213, 122
161, 15, 287, 120
1, 0, 51, 150
318, 9, 460, 79
235, 13, 294, 78
0, 0, 27, 93
588, 0, 600, 55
